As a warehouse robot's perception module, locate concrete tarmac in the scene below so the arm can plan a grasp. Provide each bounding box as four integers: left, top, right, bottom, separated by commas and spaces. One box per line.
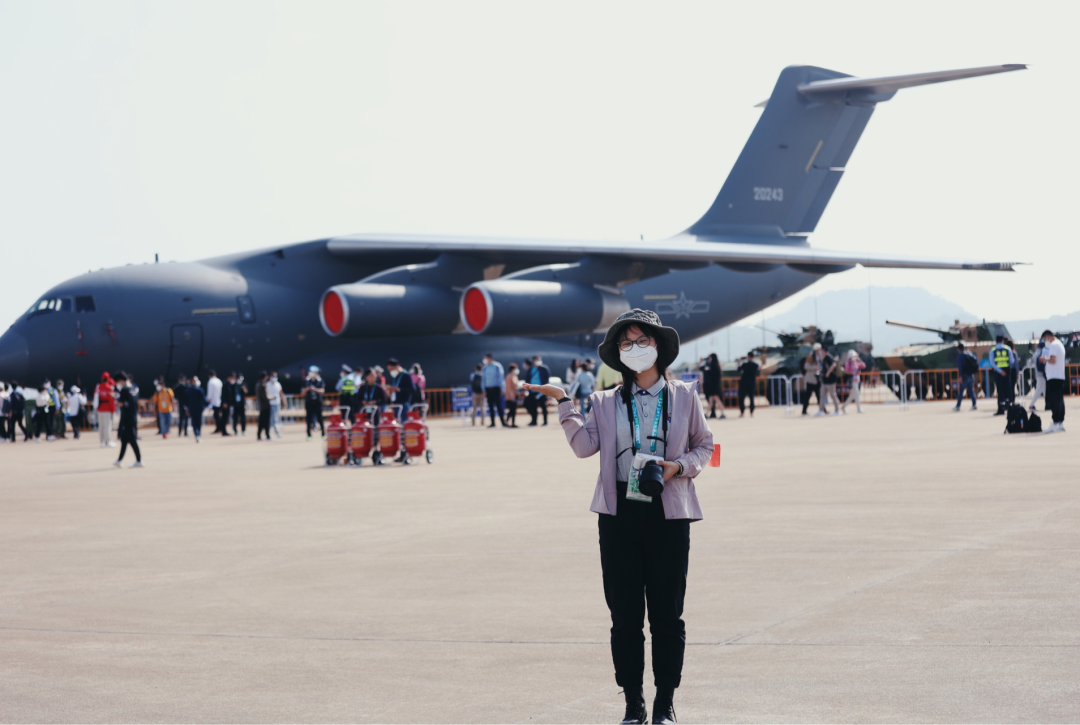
1, 400, 1078, 723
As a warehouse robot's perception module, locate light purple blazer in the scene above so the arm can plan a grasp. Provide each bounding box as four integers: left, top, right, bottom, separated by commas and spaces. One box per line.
557, 379, 714, 521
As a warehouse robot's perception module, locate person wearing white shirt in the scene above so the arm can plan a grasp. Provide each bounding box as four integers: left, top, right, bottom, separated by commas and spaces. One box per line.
65, 385, 87, 440
1039, 330, 1067, 432
265, 371, 284, 438
206, 370, 227, 436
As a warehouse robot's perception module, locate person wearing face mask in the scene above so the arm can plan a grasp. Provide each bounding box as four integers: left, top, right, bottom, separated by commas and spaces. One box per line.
1025, 340, 1047, 413
151, 377, 175, 439
266, 371, 284, 438
186, 376, 207, 443
385, 359, 416, 423
94, 372, 117, 447
525, 355, 551, 426
112, 372, 143, 467
524, 309, 715, 725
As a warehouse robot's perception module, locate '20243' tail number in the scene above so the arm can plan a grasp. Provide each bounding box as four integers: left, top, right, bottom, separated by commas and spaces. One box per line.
753, 187, 783, 201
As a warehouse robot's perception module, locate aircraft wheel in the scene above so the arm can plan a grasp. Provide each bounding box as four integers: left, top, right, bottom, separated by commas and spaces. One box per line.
425, 450, 434, 464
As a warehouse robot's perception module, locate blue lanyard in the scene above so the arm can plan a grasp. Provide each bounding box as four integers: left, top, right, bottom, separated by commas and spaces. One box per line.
631, 389, 664, 454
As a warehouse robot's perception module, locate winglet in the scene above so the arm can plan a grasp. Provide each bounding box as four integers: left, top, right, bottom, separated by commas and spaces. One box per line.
797, 64, 1026, 99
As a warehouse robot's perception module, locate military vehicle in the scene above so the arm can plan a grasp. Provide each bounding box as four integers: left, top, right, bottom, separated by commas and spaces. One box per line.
719, 325, 874, 404
875, 320, 1080, 401
875, 319, 1014, 373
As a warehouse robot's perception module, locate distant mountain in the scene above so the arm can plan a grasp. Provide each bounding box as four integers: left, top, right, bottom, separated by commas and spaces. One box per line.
677, 286, 1079, 362
1002, 311, 1080, 342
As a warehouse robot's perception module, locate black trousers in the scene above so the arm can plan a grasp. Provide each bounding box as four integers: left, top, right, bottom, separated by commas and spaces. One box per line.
189, 408, 204, 437
178, 407, 189, 435
737, 383, 755, 414
213, 405, 228, 433
598, 485, 690, 690
33, 409, 53, 438
232, 403, 247, 433
117, 428, 140, 462
506, 399, 517, 426
1046, 379, 1066, 424
995, 371, 1010, 413
306, 403, 324, 436
527, 394, 548, 425
801, 383, 820, 414
484, 387, 505, 426
257, 408, 271, 439
339, 393, 354, 422
9, 413, 28, 441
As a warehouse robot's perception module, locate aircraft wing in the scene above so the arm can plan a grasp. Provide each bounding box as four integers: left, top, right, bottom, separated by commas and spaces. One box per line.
326, 233, 1023, 272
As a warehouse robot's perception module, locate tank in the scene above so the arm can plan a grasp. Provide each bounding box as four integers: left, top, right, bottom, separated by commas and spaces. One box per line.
874, 319, 1013, 374
874, 320, 1080, 402
721, 326, 875, 404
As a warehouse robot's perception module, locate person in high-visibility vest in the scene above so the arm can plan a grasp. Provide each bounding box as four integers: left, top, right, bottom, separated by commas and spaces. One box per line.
990, 335, 1016, 416
336, 364, 358, 421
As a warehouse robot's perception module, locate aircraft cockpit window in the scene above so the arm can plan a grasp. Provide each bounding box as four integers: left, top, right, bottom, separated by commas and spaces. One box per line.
25, 296, 73, 317
75, 295, 96, 312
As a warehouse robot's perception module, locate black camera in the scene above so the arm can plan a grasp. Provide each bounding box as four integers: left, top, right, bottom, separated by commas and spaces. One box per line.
638, 460, 665, 497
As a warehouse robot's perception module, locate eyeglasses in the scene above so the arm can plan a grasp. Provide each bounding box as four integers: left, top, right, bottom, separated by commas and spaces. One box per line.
618, 335, 653, 352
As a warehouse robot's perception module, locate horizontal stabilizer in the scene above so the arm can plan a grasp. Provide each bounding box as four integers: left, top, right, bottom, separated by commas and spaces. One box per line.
797, 64, 1026, 99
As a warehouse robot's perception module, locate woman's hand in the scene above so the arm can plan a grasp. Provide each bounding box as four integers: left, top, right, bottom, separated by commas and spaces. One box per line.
660, 460, 680, 481
521, 383, 566, 399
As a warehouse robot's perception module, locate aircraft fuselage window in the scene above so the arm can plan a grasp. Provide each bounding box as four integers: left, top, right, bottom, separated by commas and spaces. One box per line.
75, 295, 96, 312
26, 296, 73, 317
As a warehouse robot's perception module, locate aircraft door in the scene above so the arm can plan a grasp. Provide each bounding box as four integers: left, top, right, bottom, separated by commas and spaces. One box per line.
167, 324, 204, 384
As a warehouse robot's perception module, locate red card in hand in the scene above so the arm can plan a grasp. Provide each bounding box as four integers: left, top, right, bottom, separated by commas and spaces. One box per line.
709, 444, 721, 467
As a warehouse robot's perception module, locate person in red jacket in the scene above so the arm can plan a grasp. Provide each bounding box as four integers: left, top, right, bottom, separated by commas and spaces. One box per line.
93, 372, 117, 448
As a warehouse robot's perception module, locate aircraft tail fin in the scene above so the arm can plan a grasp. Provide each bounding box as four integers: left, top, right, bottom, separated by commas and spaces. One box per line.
686, 64, 1025, 240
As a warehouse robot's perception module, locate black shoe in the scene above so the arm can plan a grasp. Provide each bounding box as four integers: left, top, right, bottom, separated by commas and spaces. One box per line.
652, 687, 676, 724
621, 688, 648, 725
488, 424, 496, 428
993, 411, 1005, 416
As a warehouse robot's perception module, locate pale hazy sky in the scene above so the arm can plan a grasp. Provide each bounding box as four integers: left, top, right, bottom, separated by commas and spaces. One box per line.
1, 0, 1074, 334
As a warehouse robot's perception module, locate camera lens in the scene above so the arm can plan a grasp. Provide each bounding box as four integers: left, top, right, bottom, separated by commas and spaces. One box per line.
639, 461, 665, 497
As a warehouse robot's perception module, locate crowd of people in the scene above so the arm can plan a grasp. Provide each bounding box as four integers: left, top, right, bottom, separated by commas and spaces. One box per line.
325, 359, 427, 435
468, 354, 561, 428
1, 333, 1070, 450
961, 331, 1067, 432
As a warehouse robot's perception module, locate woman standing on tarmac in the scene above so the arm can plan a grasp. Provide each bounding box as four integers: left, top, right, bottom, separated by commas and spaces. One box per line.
523, 309, 714, 725
112, 372, 142, 468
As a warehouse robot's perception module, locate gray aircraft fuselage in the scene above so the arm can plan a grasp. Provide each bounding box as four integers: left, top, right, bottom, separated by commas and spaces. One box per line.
0, 240, 821, 391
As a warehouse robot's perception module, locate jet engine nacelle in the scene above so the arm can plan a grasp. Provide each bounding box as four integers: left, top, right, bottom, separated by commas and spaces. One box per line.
460, 280, 629, 336
319, 283, 460, 338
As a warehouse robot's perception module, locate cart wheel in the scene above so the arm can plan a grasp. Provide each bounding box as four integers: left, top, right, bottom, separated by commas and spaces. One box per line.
325, 455, 334, 466
372, 451, 383, 466
425, 449, 434, 464
402, 454, 412, 466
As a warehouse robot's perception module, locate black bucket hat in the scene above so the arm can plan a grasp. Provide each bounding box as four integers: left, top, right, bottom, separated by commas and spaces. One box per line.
597, 309, 680, 375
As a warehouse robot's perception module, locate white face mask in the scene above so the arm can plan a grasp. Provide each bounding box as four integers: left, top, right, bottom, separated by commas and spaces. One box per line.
620, 345, 658, 373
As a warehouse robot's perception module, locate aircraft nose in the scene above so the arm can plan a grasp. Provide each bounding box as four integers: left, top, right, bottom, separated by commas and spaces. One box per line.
0, 328, 30, 382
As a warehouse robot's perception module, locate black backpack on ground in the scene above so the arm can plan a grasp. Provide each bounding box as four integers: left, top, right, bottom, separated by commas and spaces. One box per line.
1005, 404, 1029, 433
1027, 411, 1043, 433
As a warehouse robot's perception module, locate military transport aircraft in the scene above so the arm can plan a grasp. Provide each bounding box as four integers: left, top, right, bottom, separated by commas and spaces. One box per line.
0, 63, 1026, 390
